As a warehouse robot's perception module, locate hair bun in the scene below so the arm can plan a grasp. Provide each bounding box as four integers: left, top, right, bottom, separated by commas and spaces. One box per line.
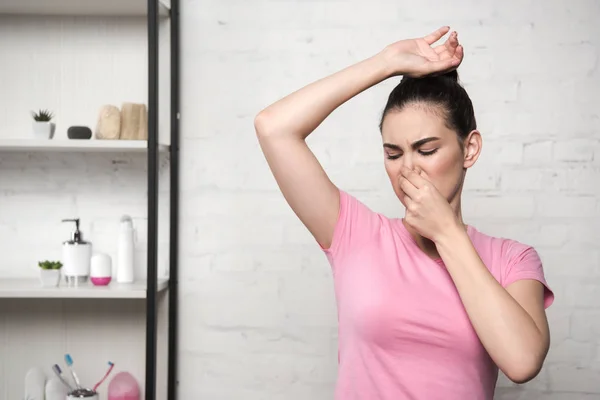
401, 69, 460, 83
440, 69, 459, 82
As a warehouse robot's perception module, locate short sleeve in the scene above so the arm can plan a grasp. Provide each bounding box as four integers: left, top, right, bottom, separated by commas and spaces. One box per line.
320, 189, 382, 262
503, 244, 555, 309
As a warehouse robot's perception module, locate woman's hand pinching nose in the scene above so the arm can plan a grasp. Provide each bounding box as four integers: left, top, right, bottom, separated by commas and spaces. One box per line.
399, 166, 459, 242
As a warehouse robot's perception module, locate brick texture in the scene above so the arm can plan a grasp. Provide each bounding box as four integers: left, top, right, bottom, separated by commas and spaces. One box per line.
178, 1, 599, 398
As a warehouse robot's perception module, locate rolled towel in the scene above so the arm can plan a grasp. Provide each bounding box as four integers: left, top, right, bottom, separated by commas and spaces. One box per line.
137, 103, 148, 140
120, 102, 148, 140
95, 105, 121, 140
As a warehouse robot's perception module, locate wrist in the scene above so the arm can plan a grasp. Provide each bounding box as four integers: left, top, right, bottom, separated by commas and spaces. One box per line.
433, 220, 468, 248
373, 47, 400, 79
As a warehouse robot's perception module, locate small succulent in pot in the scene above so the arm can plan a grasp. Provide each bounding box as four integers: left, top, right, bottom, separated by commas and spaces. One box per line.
31, 109, 54, 122
31, 109, 56, 139
38, 260, 63, 287
38, 260, 63, 270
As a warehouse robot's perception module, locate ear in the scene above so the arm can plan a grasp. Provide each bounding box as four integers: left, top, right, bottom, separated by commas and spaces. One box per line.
463, 129, 482, 169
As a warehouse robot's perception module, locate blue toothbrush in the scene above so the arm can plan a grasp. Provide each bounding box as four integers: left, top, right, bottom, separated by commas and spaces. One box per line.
64, 354, 82, 389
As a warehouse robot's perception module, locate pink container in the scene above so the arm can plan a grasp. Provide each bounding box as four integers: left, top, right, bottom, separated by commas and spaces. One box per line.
90, 253, 112, 286
91, 276, 112, 286
108, 372, 139, 400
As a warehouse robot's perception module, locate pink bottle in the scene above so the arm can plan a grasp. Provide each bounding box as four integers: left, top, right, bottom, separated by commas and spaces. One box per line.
108, 372, 140, 400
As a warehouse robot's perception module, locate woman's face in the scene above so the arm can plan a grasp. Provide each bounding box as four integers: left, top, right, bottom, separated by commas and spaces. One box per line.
381, 104, 480, 210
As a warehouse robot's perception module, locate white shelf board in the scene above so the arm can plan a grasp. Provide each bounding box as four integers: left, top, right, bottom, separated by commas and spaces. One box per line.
0, 0, 170, 17
0, 278, 169, 299
0, 138, 169, 152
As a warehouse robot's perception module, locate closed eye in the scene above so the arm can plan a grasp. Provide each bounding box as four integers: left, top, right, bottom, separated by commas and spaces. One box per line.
419, 148, 438, 156
383, 137, 440, 159
386, 148, 438, 159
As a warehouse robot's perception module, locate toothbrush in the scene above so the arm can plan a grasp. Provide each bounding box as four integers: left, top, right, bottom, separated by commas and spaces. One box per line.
64, 354, 82, 389
93, 361, 114, 392
52, 364, 74, 391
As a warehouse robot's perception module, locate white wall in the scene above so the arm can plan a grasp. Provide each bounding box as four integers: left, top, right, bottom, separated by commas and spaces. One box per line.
179, 0, 600, 399
1, 1, 598, 399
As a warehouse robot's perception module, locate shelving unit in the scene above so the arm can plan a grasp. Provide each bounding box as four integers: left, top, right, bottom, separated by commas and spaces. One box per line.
0, 0, 171, 16
0, 279, 169, 299
0, 1, 179, 399
0, 138, 170, 152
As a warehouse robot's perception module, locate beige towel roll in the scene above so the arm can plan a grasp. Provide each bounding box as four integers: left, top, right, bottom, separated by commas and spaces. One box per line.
94, 105, 121, 140
120, 102, 148, 140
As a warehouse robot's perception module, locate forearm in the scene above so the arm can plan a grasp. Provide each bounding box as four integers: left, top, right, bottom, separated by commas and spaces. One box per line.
255, 53, 391, 140
435, 226, 546, 380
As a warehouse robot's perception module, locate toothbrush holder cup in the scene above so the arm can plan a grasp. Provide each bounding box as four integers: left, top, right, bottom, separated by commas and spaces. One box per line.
67, 388, 98, 399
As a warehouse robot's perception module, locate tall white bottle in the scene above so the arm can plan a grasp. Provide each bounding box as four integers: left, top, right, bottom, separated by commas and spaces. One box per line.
116, 215, 135, 283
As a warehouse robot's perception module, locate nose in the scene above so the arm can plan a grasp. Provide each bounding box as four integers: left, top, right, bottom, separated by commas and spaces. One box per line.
400, 154, 415, 171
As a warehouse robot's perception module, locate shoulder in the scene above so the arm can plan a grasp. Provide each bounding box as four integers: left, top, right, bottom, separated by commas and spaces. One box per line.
468, 225, 539, 265
337, 189, 392, 224
322, 189, 389, 255
468, 225, 554, 308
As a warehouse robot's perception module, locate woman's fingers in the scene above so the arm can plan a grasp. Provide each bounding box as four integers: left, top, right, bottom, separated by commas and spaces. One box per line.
434, 31, 459, 57
399, 175, 419, 199
403, 192, 414, 210
447, 45, 464, 68
455, 45, 464, 63
401, 167, 429, 189
428, 44, 464, 76
423, 26, 451, 45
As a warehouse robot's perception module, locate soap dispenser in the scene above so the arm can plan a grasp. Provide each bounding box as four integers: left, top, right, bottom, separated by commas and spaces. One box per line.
62, 218, 92, 285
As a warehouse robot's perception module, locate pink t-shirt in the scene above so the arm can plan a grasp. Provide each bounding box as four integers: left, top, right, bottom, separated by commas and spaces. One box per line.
321, 190, 554, 400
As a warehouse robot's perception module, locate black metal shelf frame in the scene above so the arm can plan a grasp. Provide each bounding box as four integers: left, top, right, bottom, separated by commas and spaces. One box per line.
146, 0, 179, 399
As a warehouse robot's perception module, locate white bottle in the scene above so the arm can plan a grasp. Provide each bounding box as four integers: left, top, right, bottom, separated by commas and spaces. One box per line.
116, 215, 135, 283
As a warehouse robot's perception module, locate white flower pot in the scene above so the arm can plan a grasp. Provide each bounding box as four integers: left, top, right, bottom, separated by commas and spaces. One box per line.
39, 269, 61, 287
32, 121, 56, 139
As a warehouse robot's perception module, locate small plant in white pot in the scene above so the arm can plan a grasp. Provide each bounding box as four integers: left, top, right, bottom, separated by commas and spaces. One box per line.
38, 260, 62, 287
31, 109, 56, 139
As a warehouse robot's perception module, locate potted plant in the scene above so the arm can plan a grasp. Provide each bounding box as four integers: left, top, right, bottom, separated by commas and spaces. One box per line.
31, 109, 56, 139
38, 260, 62, 287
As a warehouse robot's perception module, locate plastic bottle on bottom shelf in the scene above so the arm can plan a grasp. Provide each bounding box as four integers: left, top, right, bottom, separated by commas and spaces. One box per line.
116, 215, 135, 283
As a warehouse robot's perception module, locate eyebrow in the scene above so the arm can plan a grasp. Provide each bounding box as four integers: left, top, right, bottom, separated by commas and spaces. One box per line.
383, 137, 440, 151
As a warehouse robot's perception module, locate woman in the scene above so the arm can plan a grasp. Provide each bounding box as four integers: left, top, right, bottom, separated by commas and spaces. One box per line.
254, 26, 554, 399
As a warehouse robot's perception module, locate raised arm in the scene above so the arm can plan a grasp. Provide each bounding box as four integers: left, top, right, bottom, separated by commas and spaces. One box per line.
254, 26, 462, 248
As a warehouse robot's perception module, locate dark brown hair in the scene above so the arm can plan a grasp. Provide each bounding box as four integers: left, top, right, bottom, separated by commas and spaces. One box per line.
379, 70, 477, 144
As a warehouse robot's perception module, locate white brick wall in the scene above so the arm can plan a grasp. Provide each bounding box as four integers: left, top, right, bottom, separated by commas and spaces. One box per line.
179, 0, 600, 399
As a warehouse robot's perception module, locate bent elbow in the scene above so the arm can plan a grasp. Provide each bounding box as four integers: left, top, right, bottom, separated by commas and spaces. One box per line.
506, 370, 539, 385
503, 358, 544, 384
254, 111, 275, 138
